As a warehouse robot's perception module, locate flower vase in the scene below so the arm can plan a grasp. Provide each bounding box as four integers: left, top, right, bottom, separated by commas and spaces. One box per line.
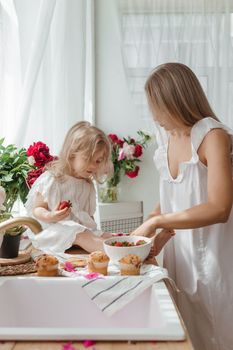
99, 183, 119, 203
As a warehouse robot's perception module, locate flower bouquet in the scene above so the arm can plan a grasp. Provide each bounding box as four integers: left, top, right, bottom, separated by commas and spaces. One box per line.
0, 139, 54, 258
99, 131, 151, 202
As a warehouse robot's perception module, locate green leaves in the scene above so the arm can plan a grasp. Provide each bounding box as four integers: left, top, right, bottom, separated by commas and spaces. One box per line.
0, 213, 25, 236
0, 141, 33, 213
137, 130, 151, 147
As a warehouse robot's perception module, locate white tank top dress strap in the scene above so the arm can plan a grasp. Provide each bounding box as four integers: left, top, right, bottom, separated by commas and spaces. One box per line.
191, 117, 233, 167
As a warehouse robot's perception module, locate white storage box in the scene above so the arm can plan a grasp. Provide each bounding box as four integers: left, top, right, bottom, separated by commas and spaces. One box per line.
99, 201, 143, 233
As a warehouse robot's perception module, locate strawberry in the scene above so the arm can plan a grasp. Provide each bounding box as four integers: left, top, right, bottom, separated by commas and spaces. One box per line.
58, 200, 72, 210
136, 239, 146, 246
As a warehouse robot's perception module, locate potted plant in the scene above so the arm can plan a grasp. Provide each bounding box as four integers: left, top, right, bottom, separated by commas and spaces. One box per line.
0, 139, 54, 258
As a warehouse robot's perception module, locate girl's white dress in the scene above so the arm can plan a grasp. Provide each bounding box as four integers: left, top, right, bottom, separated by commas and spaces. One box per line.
154, 117, 233, 350
25, 171, 102, 253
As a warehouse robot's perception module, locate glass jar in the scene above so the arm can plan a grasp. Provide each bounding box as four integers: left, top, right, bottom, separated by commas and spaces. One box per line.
99, 183, 119, 203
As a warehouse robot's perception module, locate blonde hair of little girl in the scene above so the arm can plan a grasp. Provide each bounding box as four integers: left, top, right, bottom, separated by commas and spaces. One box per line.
47, 121, 113, 183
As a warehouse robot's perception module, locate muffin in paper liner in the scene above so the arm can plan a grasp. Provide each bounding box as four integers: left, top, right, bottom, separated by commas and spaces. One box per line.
87, 251, 109, 275
36, 254, 59, 277
119, 254, 141, 276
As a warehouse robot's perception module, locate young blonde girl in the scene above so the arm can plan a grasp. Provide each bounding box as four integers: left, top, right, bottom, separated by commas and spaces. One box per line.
25, 121, 112, 254
132, 63, 233, 350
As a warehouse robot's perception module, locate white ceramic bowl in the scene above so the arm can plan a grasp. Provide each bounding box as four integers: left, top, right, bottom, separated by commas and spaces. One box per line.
103, 235, 152, 263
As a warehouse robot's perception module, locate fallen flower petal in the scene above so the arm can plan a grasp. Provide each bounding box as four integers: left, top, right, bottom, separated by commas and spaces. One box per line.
64, 261, 76, 272
62, 342, 76, 350
83, 339, 96, 347
84, 272, 102, 280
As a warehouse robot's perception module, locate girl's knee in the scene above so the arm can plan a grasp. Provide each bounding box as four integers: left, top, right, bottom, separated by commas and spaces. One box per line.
74, 230, 94, 244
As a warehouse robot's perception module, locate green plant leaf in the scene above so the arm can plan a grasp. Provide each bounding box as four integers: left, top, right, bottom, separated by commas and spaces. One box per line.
2, 174, 13, 182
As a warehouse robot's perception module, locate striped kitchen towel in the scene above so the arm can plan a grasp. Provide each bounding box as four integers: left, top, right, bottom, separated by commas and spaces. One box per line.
80, 264, 169, 316
54, 253, 179, 317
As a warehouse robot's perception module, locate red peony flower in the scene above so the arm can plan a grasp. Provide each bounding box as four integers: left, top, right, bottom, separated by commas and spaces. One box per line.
125, 165, 140, 178
108, 134, 119, 143
134, 144, 143, 158
26, 167, 46, 188
116, 138, 124, 147
27, 141, 54, 167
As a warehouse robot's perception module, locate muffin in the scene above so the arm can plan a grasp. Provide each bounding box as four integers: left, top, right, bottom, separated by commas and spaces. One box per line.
119, 254, 141, 276
36, 254, 59, 277
87, 251, 109, 275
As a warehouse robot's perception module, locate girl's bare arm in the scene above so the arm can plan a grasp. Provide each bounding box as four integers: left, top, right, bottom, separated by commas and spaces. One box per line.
33, 192, 71, 223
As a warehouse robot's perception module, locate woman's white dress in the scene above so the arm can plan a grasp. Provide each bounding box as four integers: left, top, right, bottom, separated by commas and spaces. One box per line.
154, 117, 233, 350
25, 171, 102, 253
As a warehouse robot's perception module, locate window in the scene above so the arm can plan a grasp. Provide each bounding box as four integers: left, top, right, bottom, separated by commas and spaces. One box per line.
121, 11, 233, 125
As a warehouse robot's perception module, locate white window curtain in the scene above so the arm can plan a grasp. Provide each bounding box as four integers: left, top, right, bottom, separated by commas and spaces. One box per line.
84, 0, 95, 124
117, 0, 233, 128
0, 0, 94, 154
0, 0, 22, 144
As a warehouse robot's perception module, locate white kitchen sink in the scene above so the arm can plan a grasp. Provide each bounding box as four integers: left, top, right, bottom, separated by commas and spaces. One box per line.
0, 277, 185, 341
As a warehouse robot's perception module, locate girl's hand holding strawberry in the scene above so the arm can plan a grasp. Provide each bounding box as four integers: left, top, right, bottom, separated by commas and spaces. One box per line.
58, 200, 72, 210
45, 201, 72, 223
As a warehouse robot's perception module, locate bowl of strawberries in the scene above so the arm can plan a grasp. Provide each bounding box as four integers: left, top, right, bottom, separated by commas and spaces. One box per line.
103, 235, 152, 263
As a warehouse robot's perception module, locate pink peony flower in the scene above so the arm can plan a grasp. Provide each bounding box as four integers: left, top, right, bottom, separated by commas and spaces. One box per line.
117, 148, 125, 161
122, 142, 135, 160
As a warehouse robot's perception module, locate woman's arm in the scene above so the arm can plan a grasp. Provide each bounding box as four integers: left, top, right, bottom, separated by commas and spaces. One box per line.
33, 192, 71, 223
136, 203, 161, 237
132, 129, 233, 236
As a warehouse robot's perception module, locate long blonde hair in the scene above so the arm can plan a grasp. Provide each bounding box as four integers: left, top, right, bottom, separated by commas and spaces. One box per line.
145, 62, 219, 126
47, 121, 112, 182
